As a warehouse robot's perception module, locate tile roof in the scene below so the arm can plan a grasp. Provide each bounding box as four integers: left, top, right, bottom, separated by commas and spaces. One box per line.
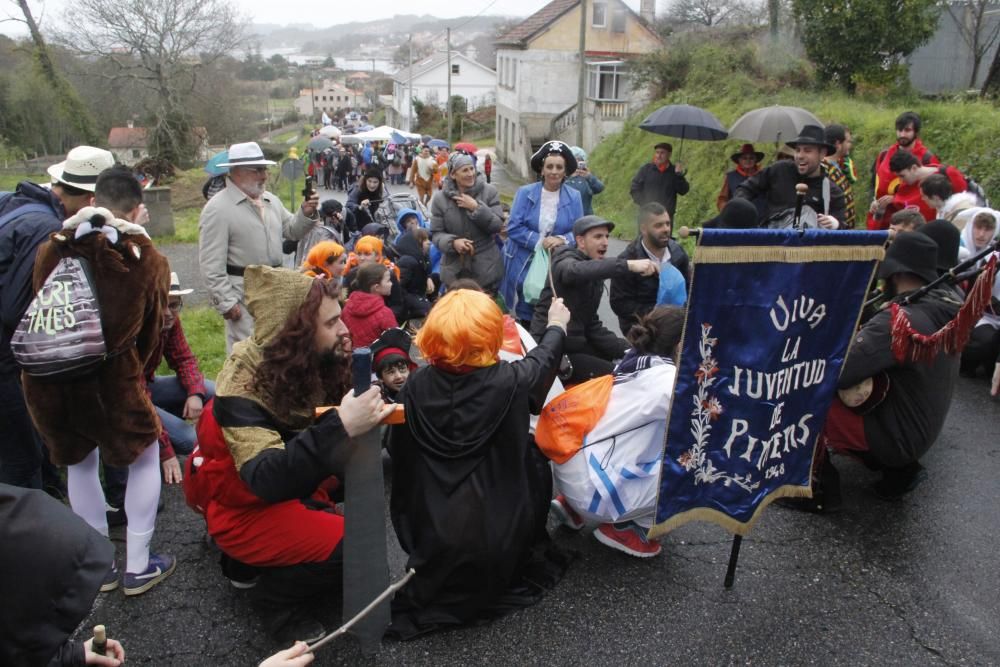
496, 0, 579, 46
107, 127, 148, 148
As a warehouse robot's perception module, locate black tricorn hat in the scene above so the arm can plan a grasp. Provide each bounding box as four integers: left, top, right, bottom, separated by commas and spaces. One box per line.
878, 232, 939, 284
530, 140, 577, 175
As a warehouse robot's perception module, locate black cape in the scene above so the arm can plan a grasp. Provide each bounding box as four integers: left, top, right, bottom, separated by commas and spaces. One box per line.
0, 484, 113, 666
387, 327, 572, 639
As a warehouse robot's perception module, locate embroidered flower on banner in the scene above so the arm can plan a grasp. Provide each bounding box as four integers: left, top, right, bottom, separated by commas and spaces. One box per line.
678, 323, 759, 493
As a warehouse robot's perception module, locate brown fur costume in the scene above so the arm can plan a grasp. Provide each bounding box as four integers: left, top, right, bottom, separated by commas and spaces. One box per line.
23, 226, 169, 466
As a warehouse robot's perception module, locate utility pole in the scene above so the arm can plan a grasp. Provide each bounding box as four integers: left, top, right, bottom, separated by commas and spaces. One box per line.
407, 35, 414, 132
447, 27, 453, 145
577, 0, 587, 148
310, 70, 315, 122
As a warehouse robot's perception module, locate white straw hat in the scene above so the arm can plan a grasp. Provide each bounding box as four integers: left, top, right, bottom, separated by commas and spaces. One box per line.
218, 142, 276, 168
47, 146, 116, 192
168, 272, 194, 296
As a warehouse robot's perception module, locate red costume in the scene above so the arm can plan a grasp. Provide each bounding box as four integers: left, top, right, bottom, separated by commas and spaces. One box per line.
867, 139, 939, 230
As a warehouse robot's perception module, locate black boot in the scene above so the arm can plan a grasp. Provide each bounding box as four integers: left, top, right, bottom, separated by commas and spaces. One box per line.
779, 451, 841, 514
872, 461, 925, 500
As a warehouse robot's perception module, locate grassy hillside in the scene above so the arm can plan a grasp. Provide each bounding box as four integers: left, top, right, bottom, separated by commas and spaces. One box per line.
588, 87, 1000, 237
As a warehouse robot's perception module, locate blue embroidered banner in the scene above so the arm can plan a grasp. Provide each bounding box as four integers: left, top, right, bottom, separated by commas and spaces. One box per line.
650, 229, 888, 537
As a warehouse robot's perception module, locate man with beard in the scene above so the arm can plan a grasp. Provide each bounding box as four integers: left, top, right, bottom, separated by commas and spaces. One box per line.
866, 111, 939, 230
199, 142, 319, 353
530, 215, 658, 382
795, 234, 963, 512
610, 202, 690, 335
184, 267, 392, 643
735, 125, 846, 228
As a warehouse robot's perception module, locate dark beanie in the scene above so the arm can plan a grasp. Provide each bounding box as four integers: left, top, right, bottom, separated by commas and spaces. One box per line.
918, 219, 961, 273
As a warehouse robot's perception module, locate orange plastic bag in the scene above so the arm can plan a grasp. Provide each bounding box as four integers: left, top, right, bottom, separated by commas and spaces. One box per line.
535, 375, 614, 464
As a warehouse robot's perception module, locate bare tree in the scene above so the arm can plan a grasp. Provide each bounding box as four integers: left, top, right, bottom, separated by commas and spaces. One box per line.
56, 0, 248, 163
666, 0, 746, 26
945, 0, 1000, 87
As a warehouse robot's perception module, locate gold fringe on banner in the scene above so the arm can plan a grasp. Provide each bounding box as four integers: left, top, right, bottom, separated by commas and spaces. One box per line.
647, 482, 813, 539
696, 245, 885, 265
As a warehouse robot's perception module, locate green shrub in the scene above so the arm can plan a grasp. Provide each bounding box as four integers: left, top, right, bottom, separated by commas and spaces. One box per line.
159, 306, 227, 381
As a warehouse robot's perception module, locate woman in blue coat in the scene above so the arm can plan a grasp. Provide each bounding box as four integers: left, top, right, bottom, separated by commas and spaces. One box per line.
501, 140, 584, 323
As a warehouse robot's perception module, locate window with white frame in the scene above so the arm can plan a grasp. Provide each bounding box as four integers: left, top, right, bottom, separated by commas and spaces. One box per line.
586, 61, 629, 101
592, 1, 607, 27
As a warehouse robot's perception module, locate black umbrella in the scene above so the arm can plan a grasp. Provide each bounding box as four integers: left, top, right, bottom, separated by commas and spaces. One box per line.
639, 103, 728, 158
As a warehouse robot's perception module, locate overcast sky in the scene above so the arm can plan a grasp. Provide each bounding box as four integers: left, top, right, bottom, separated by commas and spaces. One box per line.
3, 0, 650, 37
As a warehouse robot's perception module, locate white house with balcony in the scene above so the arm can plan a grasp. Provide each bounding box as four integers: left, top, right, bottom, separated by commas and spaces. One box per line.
494, 0, 662, 179
387, 51, 497, 133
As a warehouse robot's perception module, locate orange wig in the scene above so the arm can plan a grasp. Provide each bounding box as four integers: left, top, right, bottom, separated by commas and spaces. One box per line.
416, 289, 504, 369
345, 236, 400, 279
302, 241, 345, 278
353, 235, 384, 259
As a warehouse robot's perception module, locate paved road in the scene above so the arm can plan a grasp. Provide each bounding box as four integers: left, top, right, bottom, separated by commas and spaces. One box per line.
103, 179, 1000, 666
78, 373, 1000, 666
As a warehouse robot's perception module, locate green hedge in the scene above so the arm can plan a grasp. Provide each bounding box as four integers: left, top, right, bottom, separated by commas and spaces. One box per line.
588, 91, 1000, 237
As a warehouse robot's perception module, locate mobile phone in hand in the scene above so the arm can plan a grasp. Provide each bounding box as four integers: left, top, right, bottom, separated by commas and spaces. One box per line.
302, 175, 315, 199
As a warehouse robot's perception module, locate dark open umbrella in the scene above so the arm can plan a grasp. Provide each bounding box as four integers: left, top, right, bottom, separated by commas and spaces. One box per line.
639, 104, 728, 158
728, 106, 822, 144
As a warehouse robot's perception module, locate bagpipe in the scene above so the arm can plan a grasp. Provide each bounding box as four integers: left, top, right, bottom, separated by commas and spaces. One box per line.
841, 238, 998, 413
863, 237, 999, 313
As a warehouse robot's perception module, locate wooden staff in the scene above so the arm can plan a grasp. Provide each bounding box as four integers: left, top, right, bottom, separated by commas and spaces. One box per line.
307, 569, 416, 655
546, 245, 558, 299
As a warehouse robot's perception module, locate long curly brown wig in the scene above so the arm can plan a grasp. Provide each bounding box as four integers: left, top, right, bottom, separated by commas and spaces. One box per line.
252, 278, 350, 420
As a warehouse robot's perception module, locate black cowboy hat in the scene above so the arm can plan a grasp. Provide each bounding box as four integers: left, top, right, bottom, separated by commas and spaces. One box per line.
878, 232, 939, 284
786, 125, 835, 154
530, 140, 578, 175
730, 143, 765, 164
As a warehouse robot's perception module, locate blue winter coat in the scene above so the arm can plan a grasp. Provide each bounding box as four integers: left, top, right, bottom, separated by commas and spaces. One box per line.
394, 207, 441, 276
0, 183, 64, 375
500, 182, 583, 321
564, 173, 605, 216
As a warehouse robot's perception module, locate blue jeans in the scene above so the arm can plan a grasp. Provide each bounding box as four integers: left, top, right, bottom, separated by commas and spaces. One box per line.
150, 375, 216, 456
104, 375, 216, 507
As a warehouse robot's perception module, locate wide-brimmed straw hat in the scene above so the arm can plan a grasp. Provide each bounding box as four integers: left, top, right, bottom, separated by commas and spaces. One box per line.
47, 146, 115, 192
218, 142, 276, 168
730, 143, 765, 164
168, 272, 193, 297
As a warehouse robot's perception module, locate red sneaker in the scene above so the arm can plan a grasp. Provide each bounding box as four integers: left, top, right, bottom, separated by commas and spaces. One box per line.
550, 495, 585, 530
594, 522, 661, 558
